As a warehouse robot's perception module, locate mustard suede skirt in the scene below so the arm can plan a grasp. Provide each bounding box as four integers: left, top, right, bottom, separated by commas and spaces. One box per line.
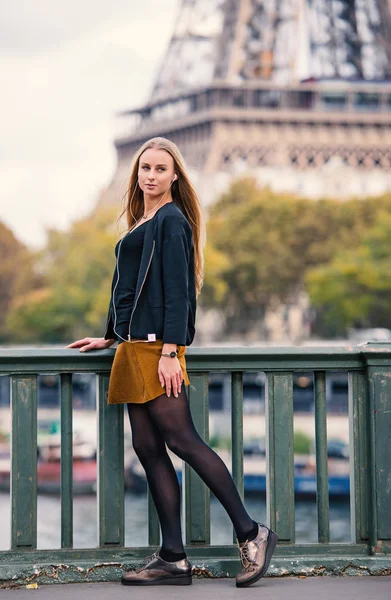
107, 339, 190, 405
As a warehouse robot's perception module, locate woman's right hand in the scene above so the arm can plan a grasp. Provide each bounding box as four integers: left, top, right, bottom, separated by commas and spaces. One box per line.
65, 337, 116, 352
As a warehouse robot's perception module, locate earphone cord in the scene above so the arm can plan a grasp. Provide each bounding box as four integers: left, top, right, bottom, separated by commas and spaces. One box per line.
129, 177, 176, 228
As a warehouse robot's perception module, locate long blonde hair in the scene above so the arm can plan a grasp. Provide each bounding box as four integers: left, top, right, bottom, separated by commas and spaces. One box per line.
117, 137, 205, 297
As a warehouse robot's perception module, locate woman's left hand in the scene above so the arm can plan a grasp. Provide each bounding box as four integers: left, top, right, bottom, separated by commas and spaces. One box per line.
158, 356, 183, 398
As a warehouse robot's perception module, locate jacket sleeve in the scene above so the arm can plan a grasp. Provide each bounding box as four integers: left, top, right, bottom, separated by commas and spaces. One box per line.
104, 265, 117, 340
161, 215, 191, 346
104, 297, 116, 340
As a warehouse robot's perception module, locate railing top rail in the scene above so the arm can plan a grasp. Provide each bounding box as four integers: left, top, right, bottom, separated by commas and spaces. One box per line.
0, 343, 389, 374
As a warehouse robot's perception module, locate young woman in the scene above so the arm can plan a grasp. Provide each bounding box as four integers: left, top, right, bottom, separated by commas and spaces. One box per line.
67, 137, 278, 587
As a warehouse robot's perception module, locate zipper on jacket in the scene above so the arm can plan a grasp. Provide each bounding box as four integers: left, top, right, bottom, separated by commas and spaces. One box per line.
127, 240, 156, 341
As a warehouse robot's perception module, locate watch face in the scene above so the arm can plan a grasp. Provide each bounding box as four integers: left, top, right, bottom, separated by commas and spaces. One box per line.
170, 351, 177, 358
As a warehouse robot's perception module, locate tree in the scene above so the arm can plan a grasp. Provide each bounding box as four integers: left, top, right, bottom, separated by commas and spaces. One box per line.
0, 222, 41, 342
5, 206, 118, 343
306, 211, 391, 333
201, 177, 391, 337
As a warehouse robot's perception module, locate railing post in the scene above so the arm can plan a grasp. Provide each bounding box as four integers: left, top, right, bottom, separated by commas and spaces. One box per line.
361, 342, 391, 555
97, 374, 124, 547
314, 371, 330, 543
185, 374, 210, 545
10, 375, 38, 549
231, 372, 244, 543
148, 488, 160, 546
265, 372, 295, 543
348, 370, 369, 543
60, 373, 73, 548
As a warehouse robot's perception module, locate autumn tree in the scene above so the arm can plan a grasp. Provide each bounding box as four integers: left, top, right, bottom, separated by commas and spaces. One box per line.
5, 206, 118, 343
201, 178, 391, 337
0, 222, 41, 342
306, 211, 391, 334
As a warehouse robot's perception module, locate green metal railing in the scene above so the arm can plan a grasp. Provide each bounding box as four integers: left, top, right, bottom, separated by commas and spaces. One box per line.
0, 343, 390, 585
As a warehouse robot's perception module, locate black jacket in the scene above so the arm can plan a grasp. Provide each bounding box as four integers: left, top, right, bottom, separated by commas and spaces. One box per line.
104, 201, 196, 346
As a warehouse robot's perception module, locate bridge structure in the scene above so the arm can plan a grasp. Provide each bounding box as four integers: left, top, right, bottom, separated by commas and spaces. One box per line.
100, 0, 391, 209
0, 343, 390, 586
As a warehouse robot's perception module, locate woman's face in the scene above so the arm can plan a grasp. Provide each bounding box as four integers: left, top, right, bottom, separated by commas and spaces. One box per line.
138, 148, 176, 197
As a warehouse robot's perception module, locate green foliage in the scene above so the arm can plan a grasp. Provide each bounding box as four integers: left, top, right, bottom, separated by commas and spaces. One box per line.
293, 431, 312, 455
0, 222, 42, 342
0, 430, 9, 443
5, 206, 118, 343
202, 178, 391, 337
210, 431, 312, 454
306, 210, 391, 331
209, 434, 231, 450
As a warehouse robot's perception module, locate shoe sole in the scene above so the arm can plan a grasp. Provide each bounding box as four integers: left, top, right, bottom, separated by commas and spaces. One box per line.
121, 574, 192, 586
236, 529, 278, 588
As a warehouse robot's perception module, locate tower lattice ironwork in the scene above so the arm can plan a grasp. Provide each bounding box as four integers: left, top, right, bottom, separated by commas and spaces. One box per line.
101, 0, 391, 209
151, 0, 391, 100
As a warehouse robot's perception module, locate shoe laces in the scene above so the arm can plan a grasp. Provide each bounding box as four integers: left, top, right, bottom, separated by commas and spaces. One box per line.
237, 539, 254, 571
135, 551, 159, 573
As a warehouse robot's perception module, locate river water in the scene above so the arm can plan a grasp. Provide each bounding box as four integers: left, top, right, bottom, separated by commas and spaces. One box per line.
0, 492, 351, 550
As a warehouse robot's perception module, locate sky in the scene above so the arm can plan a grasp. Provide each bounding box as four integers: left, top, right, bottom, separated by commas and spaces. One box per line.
0, 0, 179, 249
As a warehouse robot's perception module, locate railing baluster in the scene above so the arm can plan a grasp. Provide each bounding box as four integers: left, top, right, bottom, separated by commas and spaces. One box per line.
97, 374, 124, 546
266, 372, 295, 542
11, 375, 38, 549
148, 489, 160, 546
185, 373, 210, 545
348, 371, 369, 543
314, 371, 330, 543
60, 373, 73, 548
231, 371, 244, 543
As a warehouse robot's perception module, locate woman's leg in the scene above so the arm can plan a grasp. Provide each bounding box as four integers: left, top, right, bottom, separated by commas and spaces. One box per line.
127, 402, 185, 556
146, 389, 257, 542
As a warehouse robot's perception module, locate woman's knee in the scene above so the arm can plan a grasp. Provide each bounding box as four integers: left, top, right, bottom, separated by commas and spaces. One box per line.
132, 434, 165, 463
164, 431, 196, 460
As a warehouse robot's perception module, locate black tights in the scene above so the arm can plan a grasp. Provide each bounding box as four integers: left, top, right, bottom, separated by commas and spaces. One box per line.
127, 387, 255, 555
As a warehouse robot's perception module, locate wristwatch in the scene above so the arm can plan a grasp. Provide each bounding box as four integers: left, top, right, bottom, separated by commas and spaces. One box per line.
161, 350, 178, 358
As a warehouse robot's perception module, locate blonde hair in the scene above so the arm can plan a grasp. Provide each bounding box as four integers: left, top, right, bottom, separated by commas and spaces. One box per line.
117, 137, 206, 297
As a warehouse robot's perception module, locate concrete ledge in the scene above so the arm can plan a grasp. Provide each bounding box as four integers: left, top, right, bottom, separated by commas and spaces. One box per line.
1, 555, 391, 588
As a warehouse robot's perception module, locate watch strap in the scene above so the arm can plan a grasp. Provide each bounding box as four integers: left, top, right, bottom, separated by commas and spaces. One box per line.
161, 350, 178, 358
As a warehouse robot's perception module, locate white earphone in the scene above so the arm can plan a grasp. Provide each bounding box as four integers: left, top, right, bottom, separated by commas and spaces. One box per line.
172, 174, 178, 183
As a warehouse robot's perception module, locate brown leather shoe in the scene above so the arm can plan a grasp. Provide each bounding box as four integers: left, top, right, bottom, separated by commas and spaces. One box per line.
235, 523, 278, 587
121, 551, 192, 586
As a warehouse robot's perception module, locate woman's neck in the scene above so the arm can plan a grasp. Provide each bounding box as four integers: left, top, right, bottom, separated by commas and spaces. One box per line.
143, 194, 173, 216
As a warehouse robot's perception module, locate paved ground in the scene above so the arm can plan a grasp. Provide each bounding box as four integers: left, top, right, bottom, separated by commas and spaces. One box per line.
2, 576, 390, 599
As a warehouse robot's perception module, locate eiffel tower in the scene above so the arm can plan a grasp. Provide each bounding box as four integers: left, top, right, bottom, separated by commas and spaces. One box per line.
102, 0, 391, 208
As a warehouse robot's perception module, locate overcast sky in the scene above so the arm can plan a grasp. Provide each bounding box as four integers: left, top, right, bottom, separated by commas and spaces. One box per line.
0, 0, 179, 248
